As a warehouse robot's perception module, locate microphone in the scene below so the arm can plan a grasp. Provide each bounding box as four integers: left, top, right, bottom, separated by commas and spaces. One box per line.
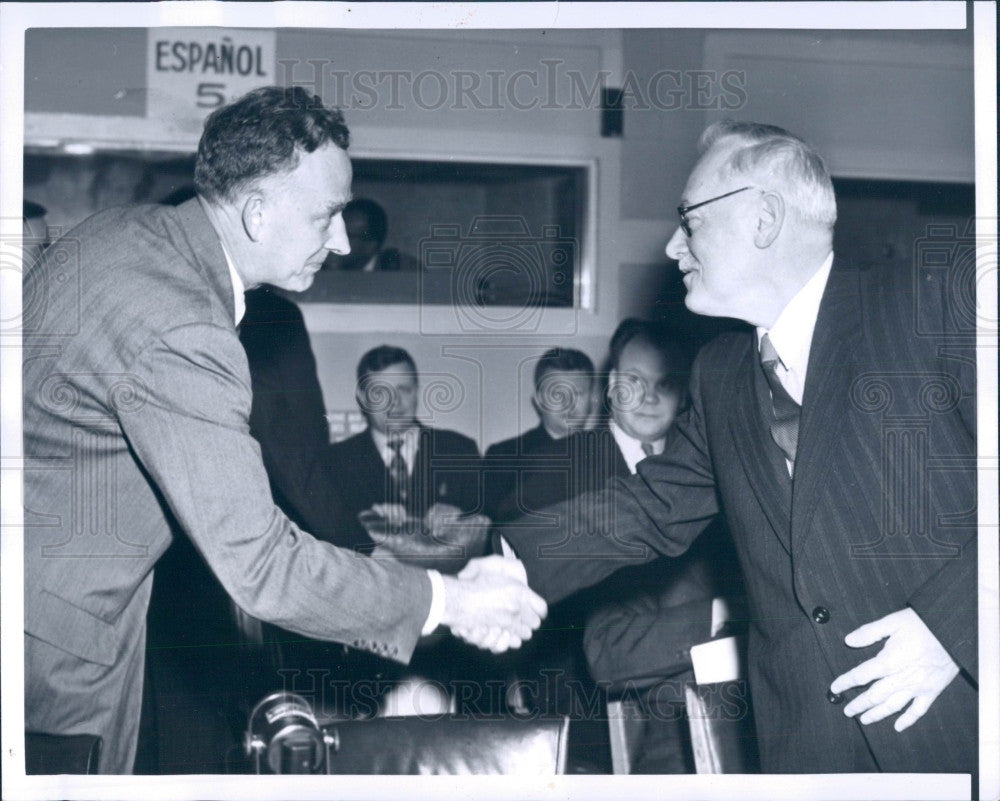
244, 691, 337, 774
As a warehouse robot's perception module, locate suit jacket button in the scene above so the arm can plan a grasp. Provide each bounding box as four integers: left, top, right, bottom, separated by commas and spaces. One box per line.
827, 689, 843, 704
812, 606, 830, 624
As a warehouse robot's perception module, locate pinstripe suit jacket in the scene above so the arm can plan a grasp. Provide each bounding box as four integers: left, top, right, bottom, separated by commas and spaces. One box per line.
23, 200, 431, 731
506, 258, 977, 773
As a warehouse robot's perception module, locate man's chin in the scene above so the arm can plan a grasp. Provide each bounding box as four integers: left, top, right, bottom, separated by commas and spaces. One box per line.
683, 291, 724, 319
282, 273, 318, 293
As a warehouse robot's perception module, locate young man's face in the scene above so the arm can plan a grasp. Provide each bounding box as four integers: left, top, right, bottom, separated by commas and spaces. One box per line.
533, 369, 594, 439
358, 361, 420, 435
609, 338, 681, 444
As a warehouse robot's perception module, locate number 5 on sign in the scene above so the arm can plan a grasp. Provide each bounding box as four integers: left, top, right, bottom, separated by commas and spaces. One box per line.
146, 29, 276, 131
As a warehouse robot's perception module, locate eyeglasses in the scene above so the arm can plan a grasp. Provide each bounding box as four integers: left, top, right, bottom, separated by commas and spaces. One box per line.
677, 186, 756, 237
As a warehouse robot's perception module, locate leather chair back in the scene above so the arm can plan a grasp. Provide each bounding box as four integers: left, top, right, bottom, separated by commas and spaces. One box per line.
325, 715, 570, 775
25, 732, 102, 774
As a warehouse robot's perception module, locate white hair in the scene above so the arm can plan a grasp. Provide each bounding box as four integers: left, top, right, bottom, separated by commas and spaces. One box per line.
699, 121, 837, 230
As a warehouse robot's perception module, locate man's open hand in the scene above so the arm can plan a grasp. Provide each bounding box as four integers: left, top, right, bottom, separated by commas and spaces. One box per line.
440, 555, 546, 653
424, 504, 490, 558
830, 607, 960, 732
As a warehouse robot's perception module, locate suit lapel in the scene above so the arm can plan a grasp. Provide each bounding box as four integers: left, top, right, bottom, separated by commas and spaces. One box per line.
413, 425, 435, 505
174, 198, 235, 325
728, 336, 794, 556
790, 259, 862, 548
590, 424, 630, 480
609, 432, 630, 479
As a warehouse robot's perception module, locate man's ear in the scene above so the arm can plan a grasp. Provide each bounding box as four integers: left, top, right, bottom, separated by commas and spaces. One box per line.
754, 191, 784, 248
530, 392, 542, 420
606, 368, 620, 405
241, 193, 265, 242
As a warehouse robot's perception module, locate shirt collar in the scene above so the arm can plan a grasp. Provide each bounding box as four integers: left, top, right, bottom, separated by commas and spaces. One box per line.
370, 425, 420, 465
219, 241, 247, 326
609, 420, 664, 475
756, 250, 834, 375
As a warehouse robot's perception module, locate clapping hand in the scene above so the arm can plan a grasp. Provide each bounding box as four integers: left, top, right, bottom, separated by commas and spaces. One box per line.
423, 503, 490, 558
830, 607, 960, 732
363, 503, 490, 570
441, 555, 547, 653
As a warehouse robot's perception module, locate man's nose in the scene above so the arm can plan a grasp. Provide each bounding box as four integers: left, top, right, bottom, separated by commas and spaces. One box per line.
325, 214, 351, 255
665, 226, 686, 260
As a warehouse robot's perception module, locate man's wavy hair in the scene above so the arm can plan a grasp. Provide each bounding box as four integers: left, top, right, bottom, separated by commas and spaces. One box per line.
699, 121, 837, 231
194, 86, 350, 203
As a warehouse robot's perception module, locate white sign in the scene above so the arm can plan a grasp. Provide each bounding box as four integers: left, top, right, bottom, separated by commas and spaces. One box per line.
146, 28, 276, 134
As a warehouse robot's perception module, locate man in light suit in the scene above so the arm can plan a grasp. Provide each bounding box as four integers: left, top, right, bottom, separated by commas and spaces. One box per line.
22, 86, 545, 774
503, 121, 977, 775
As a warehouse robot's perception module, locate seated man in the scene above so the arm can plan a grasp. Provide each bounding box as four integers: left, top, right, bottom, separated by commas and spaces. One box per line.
321, 345, 489, 713
483, 347, 595, 523
327, 345, 484, 553
326, 198, 421, 272
501, 320, 743, 772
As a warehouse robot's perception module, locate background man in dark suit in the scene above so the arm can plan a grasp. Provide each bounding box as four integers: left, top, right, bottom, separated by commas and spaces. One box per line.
22, 86, 545, 773
498, 319, 741, 772
323, 344, 495, 714
327, 345, 485, 555
502, 121, 977, 775
483, 347, 595, 522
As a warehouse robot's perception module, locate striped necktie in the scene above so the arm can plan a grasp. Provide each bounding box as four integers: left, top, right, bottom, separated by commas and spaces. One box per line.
386, 435, 409, 503
759, 333, 800, 475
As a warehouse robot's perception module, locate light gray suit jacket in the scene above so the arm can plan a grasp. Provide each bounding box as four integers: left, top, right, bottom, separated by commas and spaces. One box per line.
23, 199, 430, 761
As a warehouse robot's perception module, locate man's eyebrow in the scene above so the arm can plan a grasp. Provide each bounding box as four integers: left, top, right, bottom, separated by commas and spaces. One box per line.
321, 196, 352, 216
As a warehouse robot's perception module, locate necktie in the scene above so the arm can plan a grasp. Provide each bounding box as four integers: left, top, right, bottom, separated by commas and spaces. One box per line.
759, 334, 800, 475
386, 435, 409, 503
640, 441, 655, 458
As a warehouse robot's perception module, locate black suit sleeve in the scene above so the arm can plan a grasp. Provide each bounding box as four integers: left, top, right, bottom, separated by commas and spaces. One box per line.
241, 291, 355, 544
506, 355, 720, 604
583, 593, 714, 690
904, 263, 979, 682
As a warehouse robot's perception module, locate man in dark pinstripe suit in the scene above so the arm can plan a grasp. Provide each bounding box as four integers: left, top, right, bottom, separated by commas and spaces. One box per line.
503, 121, 977, 775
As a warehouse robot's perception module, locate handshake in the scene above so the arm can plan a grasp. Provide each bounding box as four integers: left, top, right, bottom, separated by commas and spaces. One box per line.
439, 555, 548, 654
361, 505, 547, 653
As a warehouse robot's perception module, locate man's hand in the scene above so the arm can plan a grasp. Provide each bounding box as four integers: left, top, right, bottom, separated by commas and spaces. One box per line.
370, 503, 410, 526
440, 555, 546, 653
830, 607, 960, 732
364, 504, 490, 571
424, 504, 490, 558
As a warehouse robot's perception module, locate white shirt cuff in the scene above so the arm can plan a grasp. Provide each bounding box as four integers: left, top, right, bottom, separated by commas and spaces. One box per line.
498, 536, 528, 583
710, 596, 731, 638
421, 569, 446, 635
